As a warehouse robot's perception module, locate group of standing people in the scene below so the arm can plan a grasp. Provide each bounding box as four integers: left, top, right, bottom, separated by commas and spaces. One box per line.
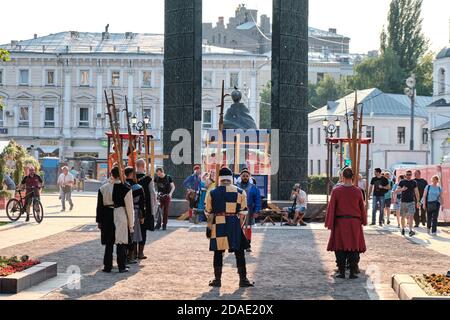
96, 160, 158, 273
369, 168, 443, 237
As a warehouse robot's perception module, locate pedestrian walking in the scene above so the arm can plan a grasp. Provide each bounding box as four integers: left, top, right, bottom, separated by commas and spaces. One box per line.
154, 168, 175, 230
205, 166, 254, 288
57, 166, 75, 212
392, 175, 405, 228
414, 170, 428, 228
78, 167, 86, 192
383, 172, 394, 225
422, 175, 444, 236
96, 166, 134, 273
368, 168, 390, 226
394, 170, 420, 237
183, 165, 202, 223
325, 167, 367, 279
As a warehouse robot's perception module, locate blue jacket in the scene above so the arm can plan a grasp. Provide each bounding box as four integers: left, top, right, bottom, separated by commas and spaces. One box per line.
236, 181, 261, 214
183, 174, 201, 192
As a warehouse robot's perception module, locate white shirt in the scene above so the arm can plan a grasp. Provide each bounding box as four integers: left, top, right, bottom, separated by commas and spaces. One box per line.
58, 173, 74, 187
292, 190, 308, 209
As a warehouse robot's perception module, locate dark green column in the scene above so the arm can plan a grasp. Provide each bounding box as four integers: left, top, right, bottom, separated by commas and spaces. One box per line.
164, 0, 202, 198
271, 0, 309, 200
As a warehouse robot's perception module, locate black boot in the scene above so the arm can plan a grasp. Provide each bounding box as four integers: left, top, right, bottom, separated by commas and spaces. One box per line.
336, 266, 346, 279
238, 266, 254, 287
138, 244, 147, 260
349, 263, 359, 279
209, 267, 222, 287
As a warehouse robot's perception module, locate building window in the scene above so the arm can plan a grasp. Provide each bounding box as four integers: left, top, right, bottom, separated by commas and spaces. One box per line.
0, 70, 3, 86
438, 68, 446, 95
142, 71, 152, 87
19, 70, 29, 85
310, 160, 314, 176
366, 126, 375, 143
223, 36, 227, 44
397, 127, 406, 144
111, 71, 120, 87
46, 70, 55, 86
44, 107, 55, 128
19, 105, 29, 127
317, 160, 321, 175
310, 128, 314, 145
80, 70, 90, 86
422, 128, 429, 145
229, 72, 239, 89
317, 72, 324, 83
317, 127, 321, 145
218, 34, 222, 44
79, 108, 89, 128
0, 109, 3, 127
203, 71, 213, 88
202, 109, 213, 129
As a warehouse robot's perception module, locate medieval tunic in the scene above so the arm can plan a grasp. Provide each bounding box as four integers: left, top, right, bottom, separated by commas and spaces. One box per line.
205, 185, 250, 252
325, 185, 367, 253
112, 180, 135, 244
96, 181, 115, 246
126, 179, 145, 244
137, 173, 156, 231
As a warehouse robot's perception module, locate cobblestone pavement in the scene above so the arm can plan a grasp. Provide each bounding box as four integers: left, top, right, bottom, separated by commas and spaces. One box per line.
1, 222, 448, 300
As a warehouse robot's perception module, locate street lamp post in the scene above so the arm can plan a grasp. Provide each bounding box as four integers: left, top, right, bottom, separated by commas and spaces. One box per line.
323, 117, 341, 204
131, 113, 151, 150
405, 75, 416, 151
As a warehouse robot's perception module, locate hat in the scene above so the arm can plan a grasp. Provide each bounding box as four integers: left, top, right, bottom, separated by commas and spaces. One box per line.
193, 164, 201, 171
240, 168, 250, 176
219, 167, 233, 182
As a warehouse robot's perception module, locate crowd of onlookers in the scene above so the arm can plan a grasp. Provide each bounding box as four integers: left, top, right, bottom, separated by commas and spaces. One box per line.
364, 168, 443, 237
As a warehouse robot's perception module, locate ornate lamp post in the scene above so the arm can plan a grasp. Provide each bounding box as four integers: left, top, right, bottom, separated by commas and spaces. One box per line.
323, 117, 341, 203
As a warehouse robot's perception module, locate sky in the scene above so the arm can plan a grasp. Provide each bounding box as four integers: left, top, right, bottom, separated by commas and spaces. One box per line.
0, 0, 449, 54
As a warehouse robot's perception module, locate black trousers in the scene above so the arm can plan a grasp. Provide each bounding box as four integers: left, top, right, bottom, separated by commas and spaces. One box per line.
335, 251, 359, 270
213, 250, 246, 268
104, 243, 127, 271
139, 223, 147, 246
414, 205, 427, 226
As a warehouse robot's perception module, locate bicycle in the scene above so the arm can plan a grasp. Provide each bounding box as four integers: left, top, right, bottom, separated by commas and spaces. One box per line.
6, 187, 44, 224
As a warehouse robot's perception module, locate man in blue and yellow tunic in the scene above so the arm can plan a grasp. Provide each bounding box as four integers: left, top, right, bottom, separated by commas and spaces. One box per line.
205, 167, 254, 288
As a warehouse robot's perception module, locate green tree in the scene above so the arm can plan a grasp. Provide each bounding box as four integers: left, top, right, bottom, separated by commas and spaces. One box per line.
309, 75, 353, 109
0, 49, 10, 62
381, 0, 428, 75
350, 48, 406, 93
259, 82, 271, 129
414, 53, 434, 96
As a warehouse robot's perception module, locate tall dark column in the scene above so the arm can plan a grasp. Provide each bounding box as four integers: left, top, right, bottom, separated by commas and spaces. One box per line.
271, 0, 309, 200
164, 0, 202, 198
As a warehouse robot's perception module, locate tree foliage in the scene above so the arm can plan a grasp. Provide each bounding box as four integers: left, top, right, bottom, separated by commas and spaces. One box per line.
0, 49, 10, 62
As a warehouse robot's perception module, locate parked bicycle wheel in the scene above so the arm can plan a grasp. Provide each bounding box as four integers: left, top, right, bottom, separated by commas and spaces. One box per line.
6, 198, 23, 222
33, 200, 44, 224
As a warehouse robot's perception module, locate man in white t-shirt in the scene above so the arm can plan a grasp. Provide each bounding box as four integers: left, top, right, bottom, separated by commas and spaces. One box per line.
57, 166, 75, 212
284, 183, 308, 226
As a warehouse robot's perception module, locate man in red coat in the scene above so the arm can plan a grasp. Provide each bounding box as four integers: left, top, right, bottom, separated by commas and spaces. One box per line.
326, 167, 367, 279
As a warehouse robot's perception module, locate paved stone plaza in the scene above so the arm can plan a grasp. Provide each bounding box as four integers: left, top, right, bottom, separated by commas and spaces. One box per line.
0, 194, 449, 300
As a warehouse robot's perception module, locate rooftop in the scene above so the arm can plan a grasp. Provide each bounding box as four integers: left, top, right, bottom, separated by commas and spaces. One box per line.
1, 32, 261, 56
436, 46, 450, 60
309, 88, 433, 120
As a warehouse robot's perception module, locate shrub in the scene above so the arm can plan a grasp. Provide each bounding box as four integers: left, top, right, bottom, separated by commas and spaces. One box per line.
307, 176, 339, 195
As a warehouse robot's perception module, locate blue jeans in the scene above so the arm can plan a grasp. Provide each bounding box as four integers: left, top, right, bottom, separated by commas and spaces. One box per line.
372, 196, 385, 224
426, 204, 440, 234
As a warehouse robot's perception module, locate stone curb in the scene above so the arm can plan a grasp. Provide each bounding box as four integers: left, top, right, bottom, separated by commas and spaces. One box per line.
0, 262, 57, 294
392, 274, 450, 300
0, 222, 26, 232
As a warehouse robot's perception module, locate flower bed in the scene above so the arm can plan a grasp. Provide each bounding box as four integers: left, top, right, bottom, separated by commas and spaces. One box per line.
413, 274, 450, 297
0, 256, 40, 277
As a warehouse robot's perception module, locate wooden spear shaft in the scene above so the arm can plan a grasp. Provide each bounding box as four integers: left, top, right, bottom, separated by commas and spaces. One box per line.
141, 94, 150, 177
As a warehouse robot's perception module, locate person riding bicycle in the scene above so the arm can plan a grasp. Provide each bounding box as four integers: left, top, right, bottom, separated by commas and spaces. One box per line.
19, 166, 43, 222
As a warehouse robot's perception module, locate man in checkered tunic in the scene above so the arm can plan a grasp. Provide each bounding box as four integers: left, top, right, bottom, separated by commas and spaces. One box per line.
205, 167, 254, 288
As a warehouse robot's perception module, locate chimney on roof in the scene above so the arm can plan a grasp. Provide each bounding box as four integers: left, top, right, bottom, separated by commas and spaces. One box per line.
125, 32, 134, 40
10, 40, 18, 48
102, 24, 110, 41
218, 17, 224, 26
329, 28, 337, 34
34, 34, 38, 39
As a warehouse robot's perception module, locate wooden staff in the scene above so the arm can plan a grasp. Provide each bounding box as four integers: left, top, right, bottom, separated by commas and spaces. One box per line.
124, 96, 137, 182
351, 91, 359, 174
141, 93, 150, 177
355, 102, 364, 185
215, 80, 230, 178
105, 90, 125, 183
344, 100, 353, 166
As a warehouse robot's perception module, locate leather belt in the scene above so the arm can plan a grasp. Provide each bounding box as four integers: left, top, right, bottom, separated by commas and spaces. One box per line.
336, 216, 360, 220
215, 212, 238, 217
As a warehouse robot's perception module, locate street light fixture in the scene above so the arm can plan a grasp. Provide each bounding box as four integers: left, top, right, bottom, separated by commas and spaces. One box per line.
323, 117, 341, 138
133, 113, 151, 133
405, 74, 416, 151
